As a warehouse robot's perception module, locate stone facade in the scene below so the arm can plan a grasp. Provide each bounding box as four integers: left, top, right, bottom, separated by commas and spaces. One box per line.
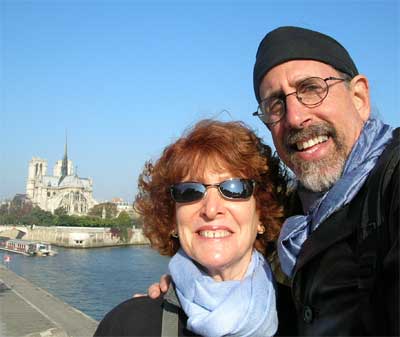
26, 142, 97, 215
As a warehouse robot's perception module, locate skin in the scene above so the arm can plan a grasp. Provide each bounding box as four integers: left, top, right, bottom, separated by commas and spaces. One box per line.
259, 60, 371, 191
175, 171, 263, 282
145, 59, 372, 297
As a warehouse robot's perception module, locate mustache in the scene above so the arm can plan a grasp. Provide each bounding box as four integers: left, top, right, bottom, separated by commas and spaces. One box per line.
285, 123, 337, 147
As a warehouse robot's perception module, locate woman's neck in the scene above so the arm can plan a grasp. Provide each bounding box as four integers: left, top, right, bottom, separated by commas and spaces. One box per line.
205, 252, 253, 282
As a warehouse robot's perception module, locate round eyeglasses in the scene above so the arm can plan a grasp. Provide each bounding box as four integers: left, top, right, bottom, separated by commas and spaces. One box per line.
252, 76, 347, 125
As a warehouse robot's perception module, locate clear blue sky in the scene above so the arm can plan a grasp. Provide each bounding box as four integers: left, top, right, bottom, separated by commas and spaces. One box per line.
1, 0, 399, 203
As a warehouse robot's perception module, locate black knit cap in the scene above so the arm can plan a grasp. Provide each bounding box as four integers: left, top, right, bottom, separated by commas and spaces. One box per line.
253, 26, 359, 103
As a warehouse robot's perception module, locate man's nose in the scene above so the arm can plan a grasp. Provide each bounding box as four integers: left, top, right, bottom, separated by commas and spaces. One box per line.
200, 187, 225, 219
283, 94, 313, 129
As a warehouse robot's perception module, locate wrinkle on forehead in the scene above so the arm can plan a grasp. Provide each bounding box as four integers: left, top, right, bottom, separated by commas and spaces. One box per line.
260, 60, 340, 98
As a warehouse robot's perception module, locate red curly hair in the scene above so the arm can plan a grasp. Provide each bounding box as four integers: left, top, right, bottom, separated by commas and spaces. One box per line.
134, 119, 288, 257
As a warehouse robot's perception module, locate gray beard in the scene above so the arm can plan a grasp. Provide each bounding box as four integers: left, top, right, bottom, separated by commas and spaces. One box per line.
294, 152, 345, 192
285, 123, 348, 192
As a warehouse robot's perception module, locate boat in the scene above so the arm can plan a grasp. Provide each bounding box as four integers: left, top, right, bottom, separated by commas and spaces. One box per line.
0, 237, 57, 256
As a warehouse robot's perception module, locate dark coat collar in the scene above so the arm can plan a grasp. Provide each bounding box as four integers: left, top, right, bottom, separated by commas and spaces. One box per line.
293, 193, 362, 276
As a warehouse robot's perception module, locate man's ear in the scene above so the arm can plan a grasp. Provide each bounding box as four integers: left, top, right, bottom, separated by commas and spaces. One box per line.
350, 75, 370, 121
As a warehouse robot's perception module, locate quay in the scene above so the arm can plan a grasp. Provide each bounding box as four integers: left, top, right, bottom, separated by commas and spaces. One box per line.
0, 265, 98, 337
0, 225, 149, 248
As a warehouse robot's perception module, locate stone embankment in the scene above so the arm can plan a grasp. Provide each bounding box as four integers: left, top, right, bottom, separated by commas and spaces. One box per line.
0, 225, 149, 248
0, 265, 98, 336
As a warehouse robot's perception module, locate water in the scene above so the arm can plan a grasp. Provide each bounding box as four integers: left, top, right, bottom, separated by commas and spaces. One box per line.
0, 246, 169, 321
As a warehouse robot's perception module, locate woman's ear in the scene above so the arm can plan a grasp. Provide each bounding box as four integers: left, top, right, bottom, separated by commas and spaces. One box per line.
170, 229, 179, 238
350, 75, 370, 121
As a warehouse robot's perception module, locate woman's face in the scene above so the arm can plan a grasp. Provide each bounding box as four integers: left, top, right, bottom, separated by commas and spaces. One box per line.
175, 169, 262, 281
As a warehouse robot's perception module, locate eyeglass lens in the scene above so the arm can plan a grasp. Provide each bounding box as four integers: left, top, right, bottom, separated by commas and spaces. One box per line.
296, 77, 329, 105
255, 76, 344, 124
170, 179, 254, 203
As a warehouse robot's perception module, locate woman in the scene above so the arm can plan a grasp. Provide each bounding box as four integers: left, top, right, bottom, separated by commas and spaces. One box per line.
94, 119, 289, 337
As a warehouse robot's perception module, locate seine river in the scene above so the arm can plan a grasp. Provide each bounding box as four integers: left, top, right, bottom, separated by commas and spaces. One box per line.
0, 246, 169, 321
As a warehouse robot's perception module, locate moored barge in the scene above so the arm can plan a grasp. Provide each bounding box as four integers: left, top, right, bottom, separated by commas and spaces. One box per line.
0, 237, 56, 256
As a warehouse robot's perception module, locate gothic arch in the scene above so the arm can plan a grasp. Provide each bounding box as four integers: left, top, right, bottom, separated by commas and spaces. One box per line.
58, 191, 89, 215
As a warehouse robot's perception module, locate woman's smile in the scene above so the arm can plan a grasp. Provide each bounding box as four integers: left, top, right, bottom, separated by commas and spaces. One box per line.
197, 226, 233, 239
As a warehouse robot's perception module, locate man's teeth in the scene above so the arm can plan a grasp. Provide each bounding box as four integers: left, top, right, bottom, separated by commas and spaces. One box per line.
199, 230, 231, 238
296, 135, 328, 150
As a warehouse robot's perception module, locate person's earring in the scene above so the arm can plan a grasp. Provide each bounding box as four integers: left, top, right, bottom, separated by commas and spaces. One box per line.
171, 229, 179, 238
257, 225, 265, 235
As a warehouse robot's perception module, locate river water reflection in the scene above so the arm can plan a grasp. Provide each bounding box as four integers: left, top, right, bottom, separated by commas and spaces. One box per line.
0, 246, 169, 321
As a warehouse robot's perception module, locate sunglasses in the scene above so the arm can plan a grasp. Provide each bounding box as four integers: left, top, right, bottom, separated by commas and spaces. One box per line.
170, 178, 255, 203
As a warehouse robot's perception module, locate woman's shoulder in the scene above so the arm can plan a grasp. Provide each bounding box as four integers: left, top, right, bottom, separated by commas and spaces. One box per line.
94, 296, 164, 336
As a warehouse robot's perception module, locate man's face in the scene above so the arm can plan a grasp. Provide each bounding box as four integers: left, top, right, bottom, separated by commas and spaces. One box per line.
258, 60, 370, 192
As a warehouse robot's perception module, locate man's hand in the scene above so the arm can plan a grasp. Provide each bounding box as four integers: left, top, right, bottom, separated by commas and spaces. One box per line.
132, 274, 172, 298
148, 274, 172, 299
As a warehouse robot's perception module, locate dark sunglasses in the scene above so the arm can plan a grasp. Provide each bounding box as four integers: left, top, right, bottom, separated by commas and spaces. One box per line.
170, 178, 255, 203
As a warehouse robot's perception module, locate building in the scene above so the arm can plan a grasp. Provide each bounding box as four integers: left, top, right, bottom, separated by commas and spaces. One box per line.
26, 140, 97, 215
110, 197, 138, 218
0, 195, 31, 212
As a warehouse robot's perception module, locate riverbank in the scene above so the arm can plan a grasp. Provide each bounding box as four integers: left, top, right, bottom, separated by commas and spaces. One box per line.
0, 265, 98, 336
0, 225, 149, 248
0, 246, 169, 322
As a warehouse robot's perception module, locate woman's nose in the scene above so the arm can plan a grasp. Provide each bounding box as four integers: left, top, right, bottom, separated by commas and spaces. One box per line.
200, 187, 225, 219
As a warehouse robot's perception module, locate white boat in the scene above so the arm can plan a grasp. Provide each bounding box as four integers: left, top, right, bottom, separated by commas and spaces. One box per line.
0, 237, 57, 256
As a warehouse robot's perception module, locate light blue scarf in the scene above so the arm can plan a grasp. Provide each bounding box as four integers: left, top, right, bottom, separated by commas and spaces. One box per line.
278, 118, 394, 277
169, 248, 277, 337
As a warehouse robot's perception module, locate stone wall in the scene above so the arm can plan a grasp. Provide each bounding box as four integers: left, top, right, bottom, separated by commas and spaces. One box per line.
0, 225, 149, 248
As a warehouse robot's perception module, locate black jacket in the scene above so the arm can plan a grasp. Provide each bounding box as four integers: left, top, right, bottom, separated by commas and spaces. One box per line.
94, 286, 198, 336
291, 128, 399, 336
94, 280, 296, 336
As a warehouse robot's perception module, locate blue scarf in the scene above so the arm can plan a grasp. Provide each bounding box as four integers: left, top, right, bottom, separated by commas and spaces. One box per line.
278, 118, 394, 278
169, 249, 277, 337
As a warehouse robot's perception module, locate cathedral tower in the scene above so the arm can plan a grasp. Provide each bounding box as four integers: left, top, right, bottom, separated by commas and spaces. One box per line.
26, 157, 48, 199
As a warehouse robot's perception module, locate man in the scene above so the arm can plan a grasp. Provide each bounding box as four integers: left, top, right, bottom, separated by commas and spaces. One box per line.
148, 26, 399, 336
252, 26, 398, 336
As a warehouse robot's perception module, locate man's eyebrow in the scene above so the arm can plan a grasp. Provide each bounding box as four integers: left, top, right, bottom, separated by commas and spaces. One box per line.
261, 89, 284, 101
260, 76, 312, 101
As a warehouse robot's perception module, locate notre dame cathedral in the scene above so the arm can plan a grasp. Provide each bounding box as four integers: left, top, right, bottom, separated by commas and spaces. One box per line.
26, 140, 97, 215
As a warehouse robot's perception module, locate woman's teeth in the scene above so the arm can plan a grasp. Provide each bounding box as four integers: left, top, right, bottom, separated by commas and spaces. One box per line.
198, 230, 231, 238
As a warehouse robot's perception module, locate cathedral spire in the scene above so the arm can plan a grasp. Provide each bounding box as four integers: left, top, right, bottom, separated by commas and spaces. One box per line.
61, 131, 69, 177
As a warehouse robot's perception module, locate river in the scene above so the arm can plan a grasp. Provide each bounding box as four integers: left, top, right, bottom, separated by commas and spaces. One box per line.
0, 246, 169, 321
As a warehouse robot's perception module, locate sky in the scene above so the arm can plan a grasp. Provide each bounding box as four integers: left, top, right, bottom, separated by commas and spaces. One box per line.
1, 0, 399, 203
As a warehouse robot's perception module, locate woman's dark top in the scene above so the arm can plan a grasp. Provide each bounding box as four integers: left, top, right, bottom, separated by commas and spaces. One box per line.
94, 290, 198, 336
94, 280, 296, 336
